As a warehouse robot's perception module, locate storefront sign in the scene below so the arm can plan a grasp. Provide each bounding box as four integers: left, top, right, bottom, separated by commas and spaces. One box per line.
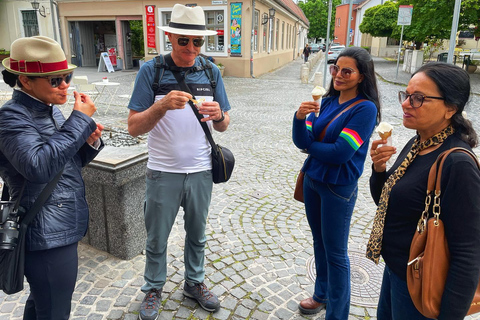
146, 5, 157, 53
230, 3, 242, 57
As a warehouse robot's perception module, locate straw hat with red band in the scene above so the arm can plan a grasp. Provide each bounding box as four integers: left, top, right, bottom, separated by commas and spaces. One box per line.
2, 36, 76, 76
158, 4, 217, 36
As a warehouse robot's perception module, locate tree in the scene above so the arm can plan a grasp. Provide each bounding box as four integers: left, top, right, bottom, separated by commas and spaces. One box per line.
359, 1, 398, 38
298, 0, 341, 41
130, 20, 144, 57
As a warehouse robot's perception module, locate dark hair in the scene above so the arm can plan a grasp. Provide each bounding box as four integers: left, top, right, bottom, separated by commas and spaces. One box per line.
413, 62, 478, 147
325, 46, 381, 123
1, 69, 22, 88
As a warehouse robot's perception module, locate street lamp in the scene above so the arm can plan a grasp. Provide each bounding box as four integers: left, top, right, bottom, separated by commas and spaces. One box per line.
31, 0, 46, 17
261, 8, 276, 25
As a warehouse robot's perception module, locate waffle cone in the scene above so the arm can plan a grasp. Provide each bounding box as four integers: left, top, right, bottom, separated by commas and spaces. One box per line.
312, 95, 321, 101
378, 130, 392, 140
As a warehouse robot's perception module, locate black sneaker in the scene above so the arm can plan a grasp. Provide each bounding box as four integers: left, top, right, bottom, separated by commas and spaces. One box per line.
139, 288, 162, 320
183, 282, 220, 312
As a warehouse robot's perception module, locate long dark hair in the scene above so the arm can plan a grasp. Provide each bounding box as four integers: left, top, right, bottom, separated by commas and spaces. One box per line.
325, 47, 381, 123
413, 62, 478, 147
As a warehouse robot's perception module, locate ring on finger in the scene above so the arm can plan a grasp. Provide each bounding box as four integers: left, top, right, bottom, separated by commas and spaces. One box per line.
374, 149, 378, 155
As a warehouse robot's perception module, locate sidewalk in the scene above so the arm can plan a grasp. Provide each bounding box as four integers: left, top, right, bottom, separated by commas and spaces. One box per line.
0, 54, 479, 320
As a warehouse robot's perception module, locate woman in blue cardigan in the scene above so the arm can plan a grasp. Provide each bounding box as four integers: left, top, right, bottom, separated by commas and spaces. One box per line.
292, 47, 381, 319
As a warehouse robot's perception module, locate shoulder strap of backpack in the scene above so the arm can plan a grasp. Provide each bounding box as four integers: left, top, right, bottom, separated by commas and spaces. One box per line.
199, 56, 217, 90
152, 55, 164, 92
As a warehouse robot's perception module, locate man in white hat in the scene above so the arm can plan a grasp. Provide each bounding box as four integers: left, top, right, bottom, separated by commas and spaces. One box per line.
127, 4, 231, 319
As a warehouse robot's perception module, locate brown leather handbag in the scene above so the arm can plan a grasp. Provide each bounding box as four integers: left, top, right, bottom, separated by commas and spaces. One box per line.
407, 147, 480, 318
293, 99, 366, 203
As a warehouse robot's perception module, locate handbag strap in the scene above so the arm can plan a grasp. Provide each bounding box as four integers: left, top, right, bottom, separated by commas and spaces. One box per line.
318, 99, 367, 141
418, 147, 479, 232
21, 169, 63, 226
164, 54, 217, 149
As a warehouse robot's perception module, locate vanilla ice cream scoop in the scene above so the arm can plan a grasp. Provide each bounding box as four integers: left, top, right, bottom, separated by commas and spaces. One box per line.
311, 86, 326, 101
376, 122, 393, 140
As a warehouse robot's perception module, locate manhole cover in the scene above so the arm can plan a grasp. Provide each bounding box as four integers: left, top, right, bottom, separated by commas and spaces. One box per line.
306, 250, 385, 307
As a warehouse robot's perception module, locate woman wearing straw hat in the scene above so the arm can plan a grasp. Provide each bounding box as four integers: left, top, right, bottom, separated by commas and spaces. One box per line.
0, 36, 104, 319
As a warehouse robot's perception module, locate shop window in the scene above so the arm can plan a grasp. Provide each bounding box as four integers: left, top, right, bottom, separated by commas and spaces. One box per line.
270, 18, 275, 51
22, 10, 39, 37
205, 10, 224, 53
275, 19, 279, 51
263, 17, 267, 52
254, 10, 259, 53
162, 12, 172, 51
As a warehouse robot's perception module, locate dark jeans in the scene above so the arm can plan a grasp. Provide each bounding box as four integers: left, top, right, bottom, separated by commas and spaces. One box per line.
304, 173, 357, 320
23, 242, 78, 320
377, 265, 432, 320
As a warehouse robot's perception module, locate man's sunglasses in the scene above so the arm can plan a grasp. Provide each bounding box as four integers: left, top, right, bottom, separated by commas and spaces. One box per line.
329, 65, 357, 79
176, 37, 205, 47
398, 91, 445, 109
37, 73, 73, 88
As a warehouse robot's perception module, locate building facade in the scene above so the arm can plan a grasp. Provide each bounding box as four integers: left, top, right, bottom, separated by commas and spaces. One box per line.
0, 0, 309, 78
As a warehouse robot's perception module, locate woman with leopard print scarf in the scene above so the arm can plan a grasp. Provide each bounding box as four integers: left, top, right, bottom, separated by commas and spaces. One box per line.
367, 62, 480, 320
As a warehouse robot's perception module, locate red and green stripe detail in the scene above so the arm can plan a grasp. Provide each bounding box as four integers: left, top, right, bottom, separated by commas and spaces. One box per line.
340, 128, 363, 151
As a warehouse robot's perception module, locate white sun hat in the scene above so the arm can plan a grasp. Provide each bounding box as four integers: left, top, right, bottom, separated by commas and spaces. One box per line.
158, 4, 217, 36
2, 36, 76, 76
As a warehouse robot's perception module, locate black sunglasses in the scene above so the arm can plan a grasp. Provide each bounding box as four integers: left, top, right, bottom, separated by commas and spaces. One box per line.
398, 91, 445, 108
38, 73, 73, 88
329, 65, 357, 79
177, 37, 205, 47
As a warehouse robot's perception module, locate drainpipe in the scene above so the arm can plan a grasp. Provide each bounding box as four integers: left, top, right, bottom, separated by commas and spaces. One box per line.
250, 0, 255, 78
293, 20, 298, 60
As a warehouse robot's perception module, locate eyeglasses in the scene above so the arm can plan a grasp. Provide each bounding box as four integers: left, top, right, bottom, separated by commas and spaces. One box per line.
39, 73, 73, 88
398, 91, 445, 108
176, 37, 205, 47
329, 65, 357, 79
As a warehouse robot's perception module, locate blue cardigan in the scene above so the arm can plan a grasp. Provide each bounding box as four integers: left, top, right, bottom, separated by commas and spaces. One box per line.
292, 96, 377, 185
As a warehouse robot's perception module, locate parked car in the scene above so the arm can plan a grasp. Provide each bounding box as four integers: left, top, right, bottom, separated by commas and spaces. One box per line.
327, 45, 346, 63
309, 43, 321, 53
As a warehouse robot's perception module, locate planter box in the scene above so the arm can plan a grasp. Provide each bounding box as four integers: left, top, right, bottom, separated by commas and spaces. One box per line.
0, 54, 9, 62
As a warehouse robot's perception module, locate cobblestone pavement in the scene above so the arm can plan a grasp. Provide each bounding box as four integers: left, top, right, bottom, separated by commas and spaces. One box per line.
1, 54, 479, 320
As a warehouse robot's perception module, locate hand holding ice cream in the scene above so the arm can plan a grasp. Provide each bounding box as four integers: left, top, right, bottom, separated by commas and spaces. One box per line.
376, 121, 393, 146
311, 86, 326, 117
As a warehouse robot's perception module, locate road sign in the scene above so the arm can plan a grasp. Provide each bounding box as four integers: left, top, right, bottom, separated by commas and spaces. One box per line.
397, 5, 413, 26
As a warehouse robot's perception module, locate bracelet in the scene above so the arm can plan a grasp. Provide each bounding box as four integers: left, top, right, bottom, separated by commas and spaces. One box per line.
213, 110, 225, 123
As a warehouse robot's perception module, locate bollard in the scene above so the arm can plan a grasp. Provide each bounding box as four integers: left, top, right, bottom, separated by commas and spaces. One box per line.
300, 63, 307, 79
313, 72, 323, 87
306, 61, 311, 70
301, 66, 309, 84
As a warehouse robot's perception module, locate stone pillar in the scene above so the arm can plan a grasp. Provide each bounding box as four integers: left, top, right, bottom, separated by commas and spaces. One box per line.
301, 65, 309, 83
313, 72, 323, 87
82, 145, 148, 260
410, 50, 424, 74
403, 49, 412, 72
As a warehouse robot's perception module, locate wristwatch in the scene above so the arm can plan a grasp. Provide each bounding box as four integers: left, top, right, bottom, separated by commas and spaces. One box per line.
213, 110, 225, 123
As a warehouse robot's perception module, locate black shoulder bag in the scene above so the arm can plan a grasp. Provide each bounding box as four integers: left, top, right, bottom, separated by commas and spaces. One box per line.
164, 55, 234, 183
0, 169, 63, 294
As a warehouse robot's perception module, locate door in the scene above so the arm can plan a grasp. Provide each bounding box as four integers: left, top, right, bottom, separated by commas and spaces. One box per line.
122, 21, 133, 69
70, 22, 82, 67
78, 22, 96, 67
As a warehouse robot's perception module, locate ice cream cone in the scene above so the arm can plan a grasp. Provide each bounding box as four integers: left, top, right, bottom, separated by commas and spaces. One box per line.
312, 95, 321, 101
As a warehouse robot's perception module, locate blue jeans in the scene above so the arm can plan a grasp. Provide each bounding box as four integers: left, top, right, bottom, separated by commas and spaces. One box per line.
377, 265, 433, 320
141, 169, 213, 293
304, 173, 357, 320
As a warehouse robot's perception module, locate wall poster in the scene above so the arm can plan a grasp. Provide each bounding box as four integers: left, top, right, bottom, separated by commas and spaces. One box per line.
146, 5, 158, 54
230, 3, 242, 57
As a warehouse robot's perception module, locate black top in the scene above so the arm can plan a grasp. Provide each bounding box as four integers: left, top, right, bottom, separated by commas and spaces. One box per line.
370, 133, 480, 320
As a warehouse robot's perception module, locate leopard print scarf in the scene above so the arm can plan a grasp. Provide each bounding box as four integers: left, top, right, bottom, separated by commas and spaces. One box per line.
366, 125, 455, 264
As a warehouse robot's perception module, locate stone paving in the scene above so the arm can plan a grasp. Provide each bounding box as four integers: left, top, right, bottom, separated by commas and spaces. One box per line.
0, 53, 479, 320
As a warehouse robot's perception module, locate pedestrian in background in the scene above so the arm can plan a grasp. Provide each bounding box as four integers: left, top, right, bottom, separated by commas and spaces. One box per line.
127, 4, 231, 320
0, 36, 104, 319
367, 62, 480, 319
293, 47, 381, 319
303, 43, 311, 63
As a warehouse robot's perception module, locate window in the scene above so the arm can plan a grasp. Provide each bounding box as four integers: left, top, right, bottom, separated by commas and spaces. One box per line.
205, 10, 224, 53
337, 18, 341, 27
263, 17, 267, 51
162, 12, 172, 51
254, 10, 259, 52
270, 17, 275, 51
281, 22, 285, 50
159, 7, 226, 54
22, 10, 39, 37
275, 19, 279, 51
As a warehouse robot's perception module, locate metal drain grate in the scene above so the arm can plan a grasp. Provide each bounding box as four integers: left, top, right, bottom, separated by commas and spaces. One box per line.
306, 250, 385, 307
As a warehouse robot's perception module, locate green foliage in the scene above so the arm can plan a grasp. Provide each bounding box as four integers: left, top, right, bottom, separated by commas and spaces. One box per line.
130, 20, 144, 57
298, 0, 341, 40
0, 49, 9, 55
359, 1, 398, 38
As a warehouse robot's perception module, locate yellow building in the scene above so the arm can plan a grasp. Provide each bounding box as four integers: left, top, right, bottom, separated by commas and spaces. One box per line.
0, 0, 309, 78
